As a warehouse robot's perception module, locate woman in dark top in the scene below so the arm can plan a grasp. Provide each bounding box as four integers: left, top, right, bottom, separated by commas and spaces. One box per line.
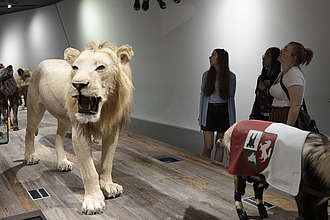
250, 47, 281, 121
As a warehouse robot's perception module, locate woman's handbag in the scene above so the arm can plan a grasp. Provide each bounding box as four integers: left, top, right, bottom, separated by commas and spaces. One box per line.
297, 108, 318, 132
256, 88, 271, 110
280, 75, 319, 133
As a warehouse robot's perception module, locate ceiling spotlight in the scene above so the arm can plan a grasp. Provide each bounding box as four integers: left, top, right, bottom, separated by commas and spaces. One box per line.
7, 4, 12, 9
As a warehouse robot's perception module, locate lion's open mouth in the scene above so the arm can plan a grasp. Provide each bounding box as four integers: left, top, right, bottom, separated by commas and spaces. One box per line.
74, 95, 101, 114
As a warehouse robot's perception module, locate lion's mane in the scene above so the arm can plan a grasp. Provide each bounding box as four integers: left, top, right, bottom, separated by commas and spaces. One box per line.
65, 40, 134, 138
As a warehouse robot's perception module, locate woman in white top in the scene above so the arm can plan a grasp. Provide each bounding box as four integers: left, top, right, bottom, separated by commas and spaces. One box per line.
269, 41, 314, 127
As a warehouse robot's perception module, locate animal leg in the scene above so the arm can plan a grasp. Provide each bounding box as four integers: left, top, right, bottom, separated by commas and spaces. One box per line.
24, 105, 45, 165
18, 96, 22, 106
23, 93, 27, 107
294, 189, 304, 218
234, 175, 248, 220
316, 200, 328, 220
99, 129, 123, 198
300, 192, 323, 220
1, 101, 8, 125
72, 127, 105, 214
55, 121, 72, 171
253, 181, 268, 218
11, 99, 19, 131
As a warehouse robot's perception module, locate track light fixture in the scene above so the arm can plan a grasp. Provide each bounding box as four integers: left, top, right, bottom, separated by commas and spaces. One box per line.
3, 0, 13, 9
134, 0, 181, 12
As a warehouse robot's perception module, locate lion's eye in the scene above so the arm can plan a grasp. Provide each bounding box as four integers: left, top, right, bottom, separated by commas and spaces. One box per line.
96, 65, 105, 71
72, 66, 78, 71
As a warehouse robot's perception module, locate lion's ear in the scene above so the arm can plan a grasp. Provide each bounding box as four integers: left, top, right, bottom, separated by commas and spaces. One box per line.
17, 68, 24, 76
117, 45, 134, 65
64, 47, 80, 65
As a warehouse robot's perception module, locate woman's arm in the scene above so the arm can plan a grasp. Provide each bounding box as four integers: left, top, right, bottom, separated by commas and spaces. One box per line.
286, 85, 303, 126
200, 71, 207, 94
230, 72, 236, 97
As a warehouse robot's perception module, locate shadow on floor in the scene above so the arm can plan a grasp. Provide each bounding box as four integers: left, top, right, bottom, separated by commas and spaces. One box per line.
124, 118, 229, 165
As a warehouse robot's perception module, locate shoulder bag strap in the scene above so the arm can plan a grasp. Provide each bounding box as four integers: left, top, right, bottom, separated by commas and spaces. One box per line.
279, 73, 290, 99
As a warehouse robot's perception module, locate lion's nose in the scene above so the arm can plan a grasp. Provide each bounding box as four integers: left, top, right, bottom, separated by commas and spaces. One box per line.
72, 82, 89, 91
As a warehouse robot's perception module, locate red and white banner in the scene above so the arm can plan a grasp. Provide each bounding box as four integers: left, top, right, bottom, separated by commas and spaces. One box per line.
228, 120, 310, 196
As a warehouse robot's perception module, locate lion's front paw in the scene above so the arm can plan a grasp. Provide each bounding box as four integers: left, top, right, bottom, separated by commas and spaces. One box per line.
58, 159, 73, 172
100, 182, 123, 198
82, 193, 105, 215
24, 153, 40, 165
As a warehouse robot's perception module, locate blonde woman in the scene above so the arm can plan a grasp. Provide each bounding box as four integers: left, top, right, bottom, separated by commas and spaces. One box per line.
269, 41, 313, 127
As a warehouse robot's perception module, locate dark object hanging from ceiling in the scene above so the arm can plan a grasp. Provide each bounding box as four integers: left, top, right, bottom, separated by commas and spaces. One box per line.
133, 0, 180, 12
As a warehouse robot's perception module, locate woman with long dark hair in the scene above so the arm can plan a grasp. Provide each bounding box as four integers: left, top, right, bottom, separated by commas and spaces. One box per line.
199, 49, 236, 162
250, 47, 281, 120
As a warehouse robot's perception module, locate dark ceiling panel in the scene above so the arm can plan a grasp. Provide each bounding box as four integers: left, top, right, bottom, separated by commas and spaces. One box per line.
0, 0, 63, 16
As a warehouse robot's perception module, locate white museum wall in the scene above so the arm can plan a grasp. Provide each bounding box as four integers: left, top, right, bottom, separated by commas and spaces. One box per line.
0, 5, 69, 71
0, 0, 329, 135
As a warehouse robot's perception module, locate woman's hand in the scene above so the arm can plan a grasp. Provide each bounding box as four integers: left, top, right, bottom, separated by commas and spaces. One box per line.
258, 81, 266, 91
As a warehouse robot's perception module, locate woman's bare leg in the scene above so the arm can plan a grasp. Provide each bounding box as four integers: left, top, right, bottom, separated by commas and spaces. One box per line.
202, 131, 214, 158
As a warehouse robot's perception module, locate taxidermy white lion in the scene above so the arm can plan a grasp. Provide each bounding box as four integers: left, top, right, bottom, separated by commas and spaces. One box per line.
24, 40, 134, 214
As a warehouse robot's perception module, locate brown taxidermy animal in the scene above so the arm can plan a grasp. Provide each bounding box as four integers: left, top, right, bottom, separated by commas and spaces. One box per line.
14, 67, 32, 107
223, 122, 330, 220
0, 64, 20, 131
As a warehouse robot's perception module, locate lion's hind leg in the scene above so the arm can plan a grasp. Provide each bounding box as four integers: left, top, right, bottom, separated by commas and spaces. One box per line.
56, 120, 73, 171
99, 130, 123, 199
24, 104, 46, 165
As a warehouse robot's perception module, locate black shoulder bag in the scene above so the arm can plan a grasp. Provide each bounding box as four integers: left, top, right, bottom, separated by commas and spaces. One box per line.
279, 74, 319, 133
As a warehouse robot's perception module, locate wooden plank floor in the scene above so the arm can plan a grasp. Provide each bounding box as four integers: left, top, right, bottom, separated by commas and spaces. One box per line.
0, 107, 309, 219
